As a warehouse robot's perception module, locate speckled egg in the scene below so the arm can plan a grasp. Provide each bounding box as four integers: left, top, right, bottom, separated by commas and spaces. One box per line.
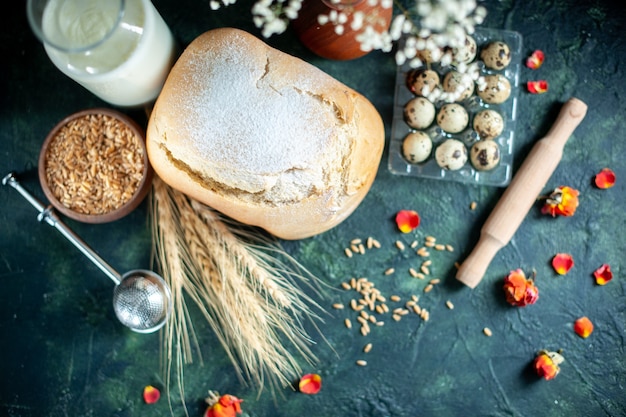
452, 35, 477, 64
480, 41, 511, 70
473, 109, 504, 140
404, 97, 436, 129
436, 103, 469, 134
406, 68, 440, 97
415, 36, 444, 64
435, 139, 468, 170
402, 131, 433, 164
470, 140, 501, 171
442, 71, 474, 102
477, 74, 511, 104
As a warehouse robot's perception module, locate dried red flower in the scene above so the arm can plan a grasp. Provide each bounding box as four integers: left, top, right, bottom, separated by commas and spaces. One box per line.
526, 50, 545, 69
551, 253, 574, 275
142, 385, 160, 404
541, 186, 579, 217
395, 209, 420, 233
593, 264, 613, 285
503, 269, 539, 307
534, 350, 564, 380
527, 80, 548, 94
299, 373, 322, 394
594, 168, 616, 189
573, 316, 594, 338
205, 394, 243, 417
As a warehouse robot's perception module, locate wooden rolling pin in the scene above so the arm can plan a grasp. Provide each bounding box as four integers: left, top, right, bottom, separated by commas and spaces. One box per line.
456, 97, 588, 288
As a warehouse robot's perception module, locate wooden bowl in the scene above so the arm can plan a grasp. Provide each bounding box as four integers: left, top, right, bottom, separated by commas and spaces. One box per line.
38, 108, 153, 223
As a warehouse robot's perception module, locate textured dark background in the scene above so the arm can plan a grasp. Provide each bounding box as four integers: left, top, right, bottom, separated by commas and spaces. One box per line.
1, 0, 624, 416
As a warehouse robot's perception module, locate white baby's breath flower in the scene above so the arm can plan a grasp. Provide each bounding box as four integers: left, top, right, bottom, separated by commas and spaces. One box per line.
351, 11, 365, 30
390, 14, 406, 39
395, 50, 407, 66
439, 52, 452, 66
318, 14, 329, 25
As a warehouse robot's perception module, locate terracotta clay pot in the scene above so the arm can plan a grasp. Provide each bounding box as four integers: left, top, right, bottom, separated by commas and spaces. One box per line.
292, 0, 393, 60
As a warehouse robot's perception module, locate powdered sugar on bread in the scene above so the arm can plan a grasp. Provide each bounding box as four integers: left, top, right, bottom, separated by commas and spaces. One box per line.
157, 29, 352, 203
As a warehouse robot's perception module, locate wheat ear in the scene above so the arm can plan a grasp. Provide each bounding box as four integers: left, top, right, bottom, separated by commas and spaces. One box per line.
151, 176, 325, 400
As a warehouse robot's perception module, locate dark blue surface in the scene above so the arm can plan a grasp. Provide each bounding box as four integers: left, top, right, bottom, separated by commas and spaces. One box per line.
1, 0, 625, 415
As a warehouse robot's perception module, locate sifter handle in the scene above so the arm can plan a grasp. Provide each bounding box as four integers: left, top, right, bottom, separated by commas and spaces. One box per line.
3, 172, 122, 284
456, 98, 588, 288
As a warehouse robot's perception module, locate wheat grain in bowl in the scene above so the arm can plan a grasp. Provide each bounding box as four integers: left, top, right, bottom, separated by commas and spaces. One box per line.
38, 108, 153, 223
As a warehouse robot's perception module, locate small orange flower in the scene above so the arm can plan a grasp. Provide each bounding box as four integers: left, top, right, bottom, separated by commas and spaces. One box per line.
593, 264, 613, 285
541, 186, 579, 217
299, 373, 322, 394
503, 269, 539, 307
551, 253, 574, 275
527, 80, 548, 94
526, 50, 545, 69
534, 350, 564, 380
573, 316, 594, 338
205, 394, 243, 417
395, 209, 420, 233
594, 168, 616, 189
142, 385, 160, 404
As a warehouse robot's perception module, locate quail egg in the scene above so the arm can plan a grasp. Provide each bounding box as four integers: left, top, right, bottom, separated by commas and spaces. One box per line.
415, 36, 444, 64
406, 68, 440, 97
404, 97, 436, 129
442, 71, 475, 102
477, 74, 511, 104
435, 139, 468, 170
452, 35, 477, 64
470, 140, 501, 171
402, 131, 433, 164
473, 109, 504, 140
436, 103, 469, 134
480, 41, 512, 70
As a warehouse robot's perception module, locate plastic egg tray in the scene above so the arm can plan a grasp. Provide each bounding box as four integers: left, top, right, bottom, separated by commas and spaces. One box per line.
388, 27, 523, 187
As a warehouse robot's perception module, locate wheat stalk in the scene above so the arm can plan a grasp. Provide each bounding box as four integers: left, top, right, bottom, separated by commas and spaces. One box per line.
150, 176, 325, 408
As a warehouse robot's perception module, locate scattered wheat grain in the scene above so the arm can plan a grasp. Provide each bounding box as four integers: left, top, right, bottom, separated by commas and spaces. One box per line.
483, 327, 493, 337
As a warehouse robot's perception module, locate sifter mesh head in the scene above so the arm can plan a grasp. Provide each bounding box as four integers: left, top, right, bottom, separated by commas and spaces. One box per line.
112, 270, 171, 333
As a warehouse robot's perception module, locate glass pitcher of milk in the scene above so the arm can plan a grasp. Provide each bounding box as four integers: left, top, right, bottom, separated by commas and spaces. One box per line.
27, 0, 177, 107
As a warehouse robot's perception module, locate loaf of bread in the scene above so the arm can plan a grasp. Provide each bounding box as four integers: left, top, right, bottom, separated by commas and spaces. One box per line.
146, 28, 385, 239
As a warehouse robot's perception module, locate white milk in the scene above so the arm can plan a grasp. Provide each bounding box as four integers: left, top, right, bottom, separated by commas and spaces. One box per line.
41, 0, 176, 107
